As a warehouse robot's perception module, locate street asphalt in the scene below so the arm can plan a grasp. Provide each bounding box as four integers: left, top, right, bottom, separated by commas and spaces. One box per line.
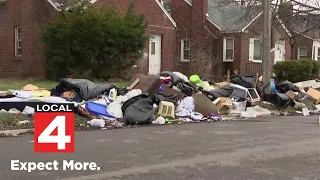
0, 116, 320, 180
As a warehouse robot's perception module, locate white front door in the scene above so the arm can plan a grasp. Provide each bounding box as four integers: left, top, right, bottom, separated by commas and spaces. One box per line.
312, 41, 320, 61
274, 41, 285, 64
148, 35, 161, 75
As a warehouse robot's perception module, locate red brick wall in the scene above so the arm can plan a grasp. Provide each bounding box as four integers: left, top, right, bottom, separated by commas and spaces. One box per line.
291, 32, 313, 60
170, 0, 192, 76
191, 0, 207, 29
222, 33, 242, 77
94, 0, 176, 74
0, 0, 175, 78
0, 0, 57, 78
171, 0, 220, 80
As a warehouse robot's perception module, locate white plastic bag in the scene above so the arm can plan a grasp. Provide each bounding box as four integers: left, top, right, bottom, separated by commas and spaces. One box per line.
87, 119, 105, 128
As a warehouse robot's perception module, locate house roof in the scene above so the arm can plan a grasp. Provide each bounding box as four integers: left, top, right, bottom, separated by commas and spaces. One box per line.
185, 0, 262, 33
207, 1, 262, 32
47, 0, 176, 27
292, 14, 320, 39
49, 0, 72, 9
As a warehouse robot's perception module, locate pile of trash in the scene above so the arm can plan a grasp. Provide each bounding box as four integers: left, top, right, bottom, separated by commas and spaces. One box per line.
1, 72, 320, 129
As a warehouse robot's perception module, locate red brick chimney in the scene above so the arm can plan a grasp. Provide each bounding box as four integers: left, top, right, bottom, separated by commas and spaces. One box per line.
278, 1, 294, 29
191, 0, 208, 28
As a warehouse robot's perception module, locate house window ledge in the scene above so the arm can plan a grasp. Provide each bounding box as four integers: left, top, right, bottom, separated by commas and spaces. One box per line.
223, 59, 234, 62
180, 59, 190, 63
250, 60, 262, 63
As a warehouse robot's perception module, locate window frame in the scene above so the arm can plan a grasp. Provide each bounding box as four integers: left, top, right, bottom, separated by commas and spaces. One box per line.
180, 38, 190, 62
14, 26, 22, 56
249, 38, 262, 63
298, 46, 308, 60
223, 37, 234, 62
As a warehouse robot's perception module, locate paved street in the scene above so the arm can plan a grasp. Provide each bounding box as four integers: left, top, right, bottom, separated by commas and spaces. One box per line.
0, 116, 320, 180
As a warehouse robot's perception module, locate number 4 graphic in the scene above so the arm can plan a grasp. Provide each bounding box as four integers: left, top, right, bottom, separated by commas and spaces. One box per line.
38, 116, 71, 150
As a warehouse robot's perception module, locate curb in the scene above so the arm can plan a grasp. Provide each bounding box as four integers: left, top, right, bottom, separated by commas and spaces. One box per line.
0, 129, 33, 137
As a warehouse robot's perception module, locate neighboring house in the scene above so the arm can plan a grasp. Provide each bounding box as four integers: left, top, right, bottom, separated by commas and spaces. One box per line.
0, 0, 176, 78
278, 2, 320, 61
291, 15, 320, 60
171, 0, 292, 80
94, 0, 176, 75
0, 0, 58, 78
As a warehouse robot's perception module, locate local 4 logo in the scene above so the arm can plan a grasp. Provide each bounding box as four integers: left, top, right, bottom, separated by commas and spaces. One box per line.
34, 104, 74, 153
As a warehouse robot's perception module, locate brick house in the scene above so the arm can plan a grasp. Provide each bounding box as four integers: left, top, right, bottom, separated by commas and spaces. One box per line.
0, 0, 58, 78
94, 0, 177, 75
171, 0, 292, 80
0, 0, 176, 78
290, 15, 320, 60
278, 2, 320, 61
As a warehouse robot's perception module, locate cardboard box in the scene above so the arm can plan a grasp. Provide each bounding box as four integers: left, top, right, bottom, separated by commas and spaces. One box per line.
212, 97, 233, 115
285, 90, 296, 100
306, 88, 320, 104
193, 93, 218, 115
161, 86, 186, 101
127, 75, 162, 95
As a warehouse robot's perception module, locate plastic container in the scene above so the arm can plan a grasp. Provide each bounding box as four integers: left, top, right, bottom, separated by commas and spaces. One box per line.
158, 101, 175, 118
232, 101, 247, 112
108, 88, 117, 101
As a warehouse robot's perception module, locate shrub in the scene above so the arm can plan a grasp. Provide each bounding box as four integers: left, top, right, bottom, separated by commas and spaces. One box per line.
274, 59, 320, 83
41, 0, 147, 80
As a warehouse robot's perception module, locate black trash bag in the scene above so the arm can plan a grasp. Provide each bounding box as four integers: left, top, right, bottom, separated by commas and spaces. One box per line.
151, 92, 181, 105
201, 90, 217, 101
116, 87, 129, 96
122, 94, 148, 112
231, 75, 264, 95
230, 75, 255, 88
202, 86, 233, 101
275, 81, 299, 93
122, 94, 155, 125
150, 93, 166, 105
175, 82, 196, 96
202, 87, 233, 101
209, 88, 232, 98
269, 92, 294, 109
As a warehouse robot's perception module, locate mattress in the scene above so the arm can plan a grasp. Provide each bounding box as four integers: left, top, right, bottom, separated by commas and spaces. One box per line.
0, 96, 76, 104
0, 96, 79, 112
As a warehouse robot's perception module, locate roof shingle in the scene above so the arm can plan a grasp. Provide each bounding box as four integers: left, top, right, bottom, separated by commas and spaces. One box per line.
292, 14, 320, 39
185, 0, 262, 32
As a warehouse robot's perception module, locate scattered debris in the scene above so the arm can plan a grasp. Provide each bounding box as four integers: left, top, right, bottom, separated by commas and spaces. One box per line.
1, 72, 319, 132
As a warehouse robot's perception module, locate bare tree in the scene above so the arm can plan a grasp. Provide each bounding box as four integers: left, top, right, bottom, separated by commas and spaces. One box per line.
174, 15, 221, 82
211, 0, 320, 38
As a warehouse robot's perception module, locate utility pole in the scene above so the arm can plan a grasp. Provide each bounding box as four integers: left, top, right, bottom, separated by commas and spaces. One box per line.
262, 0, 272, 94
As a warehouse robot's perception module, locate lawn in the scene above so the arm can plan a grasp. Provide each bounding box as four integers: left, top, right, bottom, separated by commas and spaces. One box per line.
0, 79, 57, 91
0, 113, 93, 131
0, 78, 129, 91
